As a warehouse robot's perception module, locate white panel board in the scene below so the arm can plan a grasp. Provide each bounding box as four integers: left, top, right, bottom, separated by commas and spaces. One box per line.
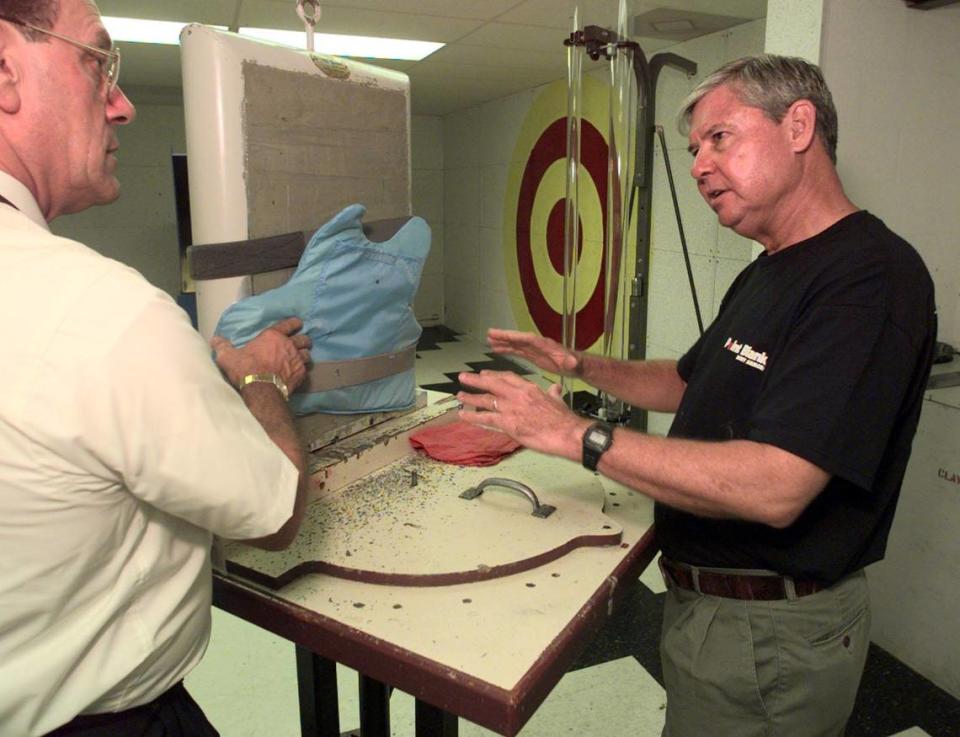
180, 25, 411, 339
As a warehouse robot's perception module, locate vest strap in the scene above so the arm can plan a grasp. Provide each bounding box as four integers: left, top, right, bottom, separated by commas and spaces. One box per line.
300, 343, 417, 393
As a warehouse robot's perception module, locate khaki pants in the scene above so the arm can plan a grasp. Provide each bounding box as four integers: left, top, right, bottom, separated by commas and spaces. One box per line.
660, 569, 870, 737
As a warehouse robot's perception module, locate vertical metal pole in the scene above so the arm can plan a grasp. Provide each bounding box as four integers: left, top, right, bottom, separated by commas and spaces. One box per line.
358, 675, 391, 737
295, 646, 341, 737
656, 125, 704, 336
598, 0, 636, 423
627, 53, 654, 432
627, 53, 697, 431
415, 699, 459, 737
562, 7, 583, 406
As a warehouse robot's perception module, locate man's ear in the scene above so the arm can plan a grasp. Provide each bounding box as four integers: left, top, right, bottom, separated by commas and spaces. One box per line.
786, 99, 816, 154
0, 25, 24, 115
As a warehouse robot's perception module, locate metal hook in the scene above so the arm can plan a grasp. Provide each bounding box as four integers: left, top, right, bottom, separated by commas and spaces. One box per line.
297, 0, 322, 52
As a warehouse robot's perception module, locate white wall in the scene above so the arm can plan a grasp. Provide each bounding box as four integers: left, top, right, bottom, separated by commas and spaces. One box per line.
442, 90, 538, 337
870, 382, 960, 700
764, 0, 823, 61
51, 86, 186, 298
818, 0, 960, 700
821, 0, 960, 345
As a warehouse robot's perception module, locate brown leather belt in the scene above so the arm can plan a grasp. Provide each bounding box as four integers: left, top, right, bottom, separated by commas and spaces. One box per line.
660, 557, 825, 601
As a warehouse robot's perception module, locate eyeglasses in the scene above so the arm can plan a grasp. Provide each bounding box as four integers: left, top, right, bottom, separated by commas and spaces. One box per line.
0, 16, 121, 92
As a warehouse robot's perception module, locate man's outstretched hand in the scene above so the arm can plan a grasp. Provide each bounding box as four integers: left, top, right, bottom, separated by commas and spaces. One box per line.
457, 369, 590, 461
486, 328, 582, 378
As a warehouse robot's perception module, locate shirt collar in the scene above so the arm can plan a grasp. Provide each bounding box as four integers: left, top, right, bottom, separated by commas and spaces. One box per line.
0, 170, 50, 231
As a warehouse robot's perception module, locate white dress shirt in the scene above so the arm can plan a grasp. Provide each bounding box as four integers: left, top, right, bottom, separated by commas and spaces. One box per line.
0, 175, 299, 736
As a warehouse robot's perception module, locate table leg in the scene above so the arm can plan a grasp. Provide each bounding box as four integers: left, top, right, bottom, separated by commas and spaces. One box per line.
358, 675, 391, 737
415, 699, 459, 737
295, 646, 341, 737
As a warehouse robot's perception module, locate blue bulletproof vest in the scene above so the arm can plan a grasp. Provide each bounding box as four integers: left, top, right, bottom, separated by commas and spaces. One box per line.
215, 204, 430, 415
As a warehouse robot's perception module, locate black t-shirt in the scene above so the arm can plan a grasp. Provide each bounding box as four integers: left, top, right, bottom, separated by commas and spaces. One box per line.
657, 211, 936, 584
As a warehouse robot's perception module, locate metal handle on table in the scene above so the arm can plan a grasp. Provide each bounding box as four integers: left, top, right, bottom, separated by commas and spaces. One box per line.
459, 477, 556, 518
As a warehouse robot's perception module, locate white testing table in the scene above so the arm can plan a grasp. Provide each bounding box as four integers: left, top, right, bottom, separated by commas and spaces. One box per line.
213, 406, 658, 736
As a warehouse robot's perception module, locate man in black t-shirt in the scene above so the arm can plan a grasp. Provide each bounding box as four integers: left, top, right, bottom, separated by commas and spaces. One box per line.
457, 55, 936, 736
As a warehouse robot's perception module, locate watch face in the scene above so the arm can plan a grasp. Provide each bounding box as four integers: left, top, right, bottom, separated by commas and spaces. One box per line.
582, 422, 612, 470
585, 424, 612, 450
587, 428, 606, 446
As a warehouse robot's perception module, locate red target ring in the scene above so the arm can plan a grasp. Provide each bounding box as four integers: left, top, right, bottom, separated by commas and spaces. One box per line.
515, 118, 609, 350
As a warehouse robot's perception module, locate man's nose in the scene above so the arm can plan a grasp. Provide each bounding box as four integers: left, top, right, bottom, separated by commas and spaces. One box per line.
107, 85, 137, 126
690, 148, 712, 179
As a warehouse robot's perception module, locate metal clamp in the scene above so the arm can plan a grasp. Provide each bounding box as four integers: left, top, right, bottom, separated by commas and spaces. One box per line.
459, 478, 555, 518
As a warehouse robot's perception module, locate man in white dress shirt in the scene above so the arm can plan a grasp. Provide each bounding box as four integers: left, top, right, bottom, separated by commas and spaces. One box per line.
0, 1, 312, 734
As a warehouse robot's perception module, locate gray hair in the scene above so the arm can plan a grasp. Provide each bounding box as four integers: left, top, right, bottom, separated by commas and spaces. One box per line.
0, 0, 60, 39
678, 54, 839, 164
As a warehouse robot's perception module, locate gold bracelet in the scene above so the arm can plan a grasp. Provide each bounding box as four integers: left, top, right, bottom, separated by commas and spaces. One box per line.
239, 373, 289, 401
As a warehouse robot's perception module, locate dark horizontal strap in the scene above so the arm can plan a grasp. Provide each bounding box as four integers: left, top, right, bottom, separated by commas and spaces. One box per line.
189, 230, 310, 280
189, 216, 414, 281
660, 557, 824, 600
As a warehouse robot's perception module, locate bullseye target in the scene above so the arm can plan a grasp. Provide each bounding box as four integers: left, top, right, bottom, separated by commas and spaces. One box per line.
504, 76, 613, 351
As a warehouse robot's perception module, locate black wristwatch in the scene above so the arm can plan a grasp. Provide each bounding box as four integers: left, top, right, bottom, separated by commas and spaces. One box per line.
582, 421, 614, 471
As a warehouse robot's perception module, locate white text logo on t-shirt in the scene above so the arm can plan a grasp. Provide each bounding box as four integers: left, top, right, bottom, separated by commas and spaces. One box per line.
723, 337, 768, 372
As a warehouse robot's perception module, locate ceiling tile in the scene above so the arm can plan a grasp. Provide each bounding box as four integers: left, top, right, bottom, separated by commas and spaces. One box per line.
456, 22, 572, 54
628, 36, 678, 54
642, 0, 766, 18
499, 0, 623, 31
317, 0, 526, 20
97, 0, 240, 25
366, 58, 416, 72
410, 60, 561, 87
632, 8, 750, 42
411, 76, 542, 116
94, 0, 769, 117
426, 43, 564, 71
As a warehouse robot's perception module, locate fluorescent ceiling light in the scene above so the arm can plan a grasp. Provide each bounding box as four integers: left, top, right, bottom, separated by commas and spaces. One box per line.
238, 28, 444, 61
99, 16, 443, 61
103, 17, 227, 45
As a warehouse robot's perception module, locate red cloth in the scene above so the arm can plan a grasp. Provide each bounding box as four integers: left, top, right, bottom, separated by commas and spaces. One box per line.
409, 420, 521, 466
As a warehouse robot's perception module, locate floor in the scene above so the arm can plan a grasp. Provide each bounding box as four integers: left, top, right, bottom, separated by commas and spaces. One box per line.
186, 326, 960, 737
